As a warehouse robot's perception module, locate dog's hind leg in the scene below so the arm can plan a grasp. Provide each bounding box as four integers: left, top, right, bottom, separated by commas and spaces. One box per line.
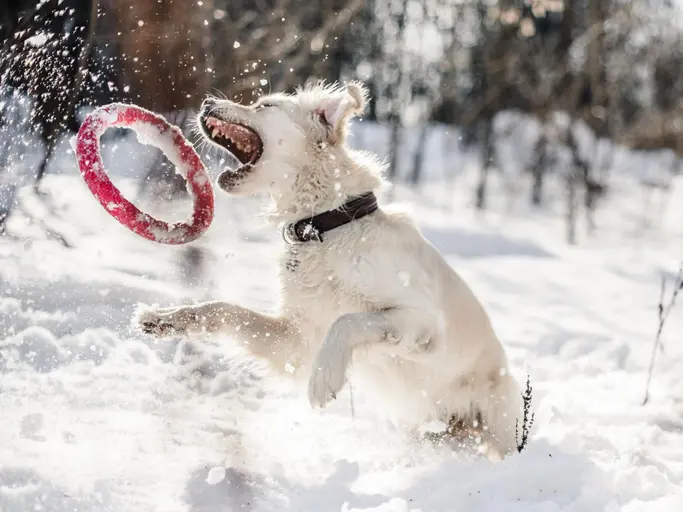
475, 373, 524, 457
307, 308, 439, 407
135, 301, 300, 366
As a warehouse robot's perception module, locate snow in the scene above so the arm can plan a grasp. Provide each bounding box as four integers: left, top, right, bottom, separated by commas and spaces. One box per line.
206, 467, 227, 485
397, 271, 411, 287
129, 120, 188, 179
23, 33, 49, 48
2, 121, 683, 511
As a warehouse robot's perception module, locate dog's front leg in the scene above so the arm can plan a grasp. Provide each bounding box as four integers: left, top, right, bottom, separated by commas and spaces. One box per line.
308, 309, 436, 407
135, 301, 299, 363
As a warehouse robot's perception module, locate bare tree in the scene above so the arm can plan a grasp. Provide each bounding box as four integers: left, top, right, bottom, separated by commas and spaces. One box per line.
530, 131, 549, 206
206, 0, 364, 101
409, 124, 430, 185
34, 0, 100, 191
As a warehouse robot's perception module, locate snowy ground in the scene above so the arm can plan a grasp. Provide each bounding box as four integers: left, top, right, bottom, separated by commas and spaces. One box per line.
2, 133, 683, 511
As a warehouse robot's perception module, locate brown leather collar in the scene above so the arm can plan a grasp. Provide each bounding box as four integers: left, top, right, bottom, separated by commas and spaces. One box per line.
283, 192, 379, 243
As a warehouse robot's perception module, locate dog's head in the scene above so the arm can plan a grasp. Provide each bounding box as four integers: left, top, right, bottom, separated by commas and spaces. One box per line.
197, 82, 368, 197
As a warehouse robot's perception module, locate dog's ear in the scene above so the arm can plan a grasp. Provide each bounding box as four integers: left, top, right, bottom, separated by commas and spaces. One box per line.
316, 82, 368, 144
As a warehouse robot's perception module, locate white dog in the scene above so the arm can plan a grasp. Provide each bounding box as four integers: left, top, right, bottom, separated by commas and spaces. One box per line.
136, 82, 523, 457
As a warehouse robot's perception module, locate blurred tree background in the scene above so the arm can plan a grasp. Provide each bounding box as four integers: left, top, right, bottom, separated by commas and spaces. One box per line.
2, 0, 683, 244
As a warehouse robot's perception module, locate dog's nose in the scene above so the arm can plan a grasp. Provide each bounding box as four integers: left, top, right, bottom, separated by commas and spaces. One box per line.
201, 97, 216, 111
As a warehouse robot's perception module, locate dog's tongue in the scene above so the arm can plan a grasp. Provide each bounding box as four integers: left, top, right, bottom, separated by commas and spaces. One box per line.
225, 124, 260, 149
206, 117, 259, 150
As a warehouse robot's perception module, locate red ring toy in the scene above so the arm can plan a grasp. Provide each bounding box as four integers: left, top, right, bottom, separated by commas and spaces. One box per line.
75, 103, 214, 244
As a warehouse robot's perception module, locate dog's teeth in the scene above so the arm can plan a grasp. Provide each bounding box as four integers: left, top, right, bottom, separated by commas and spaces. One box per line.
212, 128, 219, 137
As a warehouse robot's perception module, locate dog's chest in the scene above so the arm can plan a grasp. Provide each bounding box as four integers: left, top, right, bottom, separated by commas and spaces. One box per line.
280, 241, 371, 327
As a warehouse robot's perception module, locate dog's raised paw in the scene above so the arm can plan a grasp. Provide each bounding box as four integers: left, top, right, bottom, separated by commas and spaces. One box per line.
307, 346, 350, 408
134, 307, 184, 338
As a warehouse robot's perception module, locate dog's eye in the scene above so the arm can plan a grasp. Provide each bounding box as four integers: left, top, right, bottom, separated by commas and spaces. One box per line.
254, 103, 275, 111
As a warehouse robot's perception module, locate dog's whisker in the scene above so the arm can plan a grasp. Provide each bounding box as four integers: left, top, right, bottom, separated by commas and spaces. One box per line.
211, 88, 228, 101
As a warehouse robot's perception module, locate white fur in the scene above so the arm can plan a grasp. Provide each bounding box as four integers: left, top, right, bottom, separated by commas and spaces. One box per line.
136, 82, 523, 457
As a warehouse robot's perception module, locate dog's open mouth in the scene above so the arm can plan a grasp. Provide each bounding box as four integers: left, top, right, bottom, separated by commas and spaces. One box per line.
201, 116, 263, 170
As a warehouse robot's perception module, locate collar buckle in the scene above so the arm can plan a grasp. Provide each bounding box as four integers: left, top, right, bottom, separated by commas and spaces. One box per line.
282, 223, 300, 245
283, 192, 378, 244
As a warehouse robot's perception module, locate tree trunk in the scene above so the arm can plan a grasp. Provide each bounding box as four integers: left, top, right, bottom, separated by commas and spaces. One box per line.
566, 167, 579, 245
531, 169, 544, 206
409, 124, 429, 185
386, 0, 409, 191
584, 179, 604, 235
530, 134, 548, 206
565, 122, 587, 244
113, 0, 211, 112
388, 118, 402, 181
475, 120, 493, 210
583, 141, 606, 235
0, 184, 16, 235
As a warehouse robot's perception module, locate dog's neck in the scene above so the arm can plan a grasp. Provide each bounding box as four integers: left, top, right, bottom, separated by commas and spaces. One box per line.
268, 150, 382, 223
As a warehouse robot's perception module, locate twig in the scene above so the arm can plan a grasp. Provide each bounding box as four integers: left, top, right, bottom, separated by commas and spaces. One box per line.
14, 201, 72, 248
516, 375, 535, 453
642, 265, 683, 405
658, 276, 667, 354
